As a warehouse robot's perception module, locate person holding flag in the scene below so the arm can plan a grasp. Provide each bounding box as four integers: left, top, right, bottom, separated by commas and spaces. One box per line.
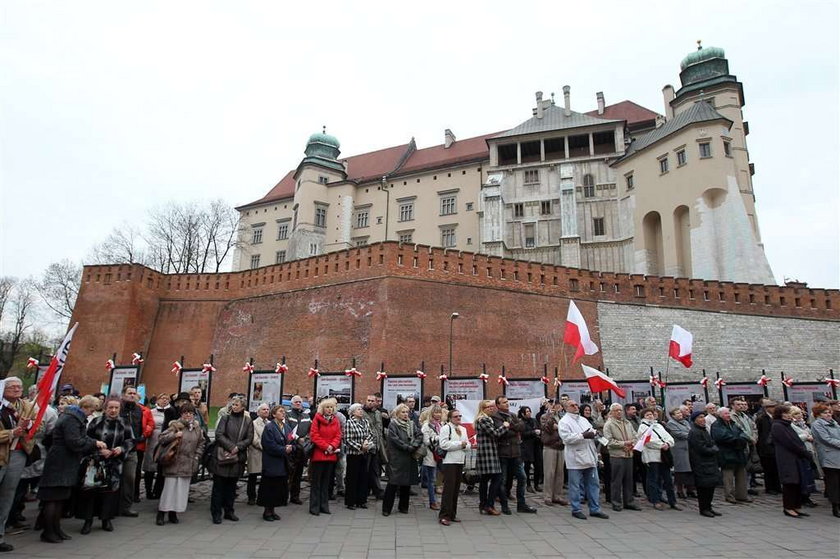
558, 400, 609, 520
636, 408, 682, 511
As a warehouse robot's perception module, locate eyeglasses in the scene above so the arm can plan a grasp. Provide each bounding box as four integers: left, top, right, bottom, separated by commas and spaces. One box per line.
450, 414, 461, 418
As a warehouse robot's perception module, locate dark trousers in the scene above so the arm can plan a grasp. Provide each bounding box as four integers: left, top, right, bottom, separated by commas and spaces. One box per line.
309, 461, 334, 514
633, 453, 647, 496
247, 473, 260, 501
78, 490, 120, 521
382, 483, 410, 514
697, 485, 715, 512
782, 483, 802, 510
824, 467, 840, 504
479, 473, 501, 510
646, 462, 676, 505
210, 475, 238, 518
533, 443, 544, 487
119, 452, 138, 513
133, 450, 144, 498
601, 454, 612, 500
439, 463, 462, 521
760, 453, 781, 492
499, 457, 526, 509
366, 454, 383, 497
345, 454, 369, 507
288, 454, 306, 500
610, 456, 635, 507
143, 471, 165, 499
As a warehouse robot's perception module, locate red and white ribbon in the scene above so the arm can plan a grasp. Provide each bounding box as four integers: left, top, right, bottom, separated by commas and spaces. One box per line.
781, 377, 794, 388
497, 375, 509, 386
275, 362, 288, 374
540, 376, 551, 385
649, 375, 665, 388
478, 372, 489, 383
171, 361, 182, 375
416, 370, 427, 379
308, 367, 320, 378
756, 375, 772, 387
105, 359, 115, 371
714, 378, 726, 389
438, 373, 448, 381
554, 377, 563, 388
131, 353, 144, 365
345, 367, 362, 378
202, 363, 216, 373
26, 357, 39, 369
699, 377, 709, 388
825, 378, 840, 388
375, 371, 387, 381
242, 362, 254, 373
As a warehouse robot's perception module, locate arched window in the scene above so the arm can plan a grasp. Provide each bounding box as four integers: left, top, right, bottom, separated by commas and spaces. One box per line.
583, 174, 595, 198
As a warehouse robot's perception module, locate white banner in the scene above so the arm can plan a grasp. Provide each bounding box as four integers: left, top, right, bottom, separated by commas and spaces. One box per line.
109, 366, 139, 397
505, 379, 546, 400
382, 376, 422, 411
455, 398, 544, 425
248, 372, 284, 412
443, 378, 485, 405
663, 384, 707, 413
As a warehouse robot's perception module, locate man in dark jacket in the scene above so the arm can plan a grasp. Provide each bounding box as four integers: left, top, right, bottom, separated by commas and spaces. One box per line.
286, 395, 311, 505
755, 399, 781, 494
119, 386, 144, 517
710, 407, 753, 504
364, 395, 385, 499
491, 397, 536, 514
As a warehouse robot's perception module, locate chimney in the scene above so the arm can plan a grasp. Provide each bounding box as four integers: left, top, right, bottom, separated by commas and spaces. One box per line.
662, 85, 675, 119
535, 91, 544, 119
563, 85, 571, 116
444, 128, 456, 149
596, 91, 605, 115
655, 114, 666, 128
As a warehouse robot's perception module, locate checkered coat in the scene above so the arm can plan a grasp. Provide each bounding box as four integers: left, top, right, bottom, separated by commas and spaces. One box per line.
474, 415, 508, 475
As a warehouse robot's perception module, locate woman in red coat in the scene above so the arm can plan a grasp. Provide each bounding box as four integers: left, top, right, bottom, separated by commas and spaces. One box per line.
309, 398, 342, 516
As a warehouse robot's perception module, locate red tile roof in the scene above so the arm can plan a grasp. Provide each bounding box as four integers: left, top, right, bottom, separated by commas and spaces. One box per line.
584, 100, 660, 125
396, 132, 496, 176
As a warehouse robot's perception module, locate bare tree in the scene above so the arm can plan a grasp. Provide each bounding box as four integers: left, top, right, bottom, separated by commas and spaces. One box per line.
0, 277, 14, 327
90, 226, 145, 265
0, 280, 35, 376
36, 260, 81, 320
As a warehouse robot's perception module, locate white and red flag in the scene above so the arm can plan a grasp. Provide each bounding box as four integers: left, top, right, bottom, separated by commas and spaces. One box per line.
669, 325, 693, 368
633, 424, 654, 452
564, 301, 599, 363
581, 364, 626, 398
27, 323, 79, 440
26, 357, 39, 369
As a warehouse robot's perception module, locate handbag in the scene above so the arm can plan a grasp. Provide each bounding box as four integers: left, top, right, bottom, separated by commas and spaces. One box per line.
80, 456, 108, 491
652, 427, 674, 467
300, 437, 315, 459
154, 437, 181, 467
215, 415, 248, 466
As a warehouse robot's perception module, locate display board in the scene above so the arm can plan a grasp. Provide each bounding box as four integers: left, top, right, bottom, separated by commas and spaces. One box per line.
109, 366, 139, 397
720, 382, 766, 413
613, 381, 653, 407
381, 375, 423, 412
179, 368, 212, 407
504, 378, 547, 400
248, 371, 285, 413
785, 383, 834, 418
314, 373, 354, 410
442, 377, 486, 408
556, 381, 593, 404
662, 382, 707, 413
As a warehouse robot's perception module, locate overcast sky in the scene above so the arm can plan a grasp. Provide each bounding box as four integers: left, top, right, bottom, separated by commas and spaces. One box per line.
1, 1, 838, 289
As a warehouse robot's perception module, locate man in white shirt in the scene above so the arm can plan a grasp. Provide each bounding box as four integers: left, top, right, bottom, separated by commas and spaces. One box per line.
558, 400, 609, 520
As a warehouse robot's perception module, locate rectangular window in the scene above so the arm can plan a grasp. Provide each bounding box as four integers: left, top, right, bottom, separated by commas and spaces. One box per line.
626, 174, 634, 190
723, 140, 732, 157
354, 209, 369, 229
398, 202, 414, 222
540, 200, 551, 215
275, 251, 286, 264
250, 254, 261, 269
309, 243, 318, 256
441, 227, 456, 248
355, 238, 368, 247
252, 228, 263, 245
593, 217, 605, 236
514, 203, 524, 218
523, 169, 539, 184
466, 202, 474, 211
314, 205, 327, 227
659, 157, 669, 174
318, 176, 329, 185
277, 224, 289, 240
398, 232, 413, 244
440, 196, 457, 216
699, 142, 712, 158
524, 224, 535, 247
676, 149, 686, 166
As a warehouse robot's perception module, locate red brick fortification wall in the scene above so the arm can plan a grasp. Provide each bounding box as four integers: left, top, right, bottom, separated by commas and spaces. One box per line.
65, 242, 840, 405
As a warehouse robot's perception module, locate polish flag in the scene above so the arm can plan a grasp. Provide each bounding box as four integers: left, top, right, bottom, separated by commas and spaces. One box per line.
669, 325, 693, 368
581, 364, 626, 398
27, 323, 79, 440
633, 424, 654, 452
564, 301, 598, 363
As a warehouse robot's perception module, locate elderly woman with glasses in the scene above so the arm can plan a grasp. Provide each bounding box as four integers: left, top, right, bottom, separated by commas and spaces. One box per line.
437, 408, 472, 525
343, 403, 376, 510
155, 402, 205, 525
209, 395, 253, 524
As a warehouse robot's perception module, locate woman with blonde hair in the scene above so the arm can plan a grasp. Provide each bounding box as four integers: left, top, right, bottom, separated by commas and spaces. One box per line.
309, 398, 341, 516
382, 403, 422, 516
475, 399, 508, 515
247, 403, 271, 506
420, 404, 444, 510
437, 406, 472, 525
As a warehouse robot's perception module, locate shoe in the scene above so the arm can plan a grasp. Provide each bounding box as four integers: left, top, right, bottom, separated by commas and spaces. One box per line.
451, 518, 461, 522
346, 505, 356, 510
803, 500, 818, 508
670, 504, 683, 511
612, 505, 623, 512
156, 512, 165, 526
290, 498, 303, 505
653, 503, 665, 510
543, 499, 554, 506
321, 509, 332, 515
337, 490, 345, 497
700, 510, 716, 518
711, 509, 722, 516
747, 489, 759, 496
247, 498, 256, 506
783, 510, 802, 518
168, 512, 179, 524
133, 494, 141, 503
736, 498, 754, 504
624, 504, 642, 511
430, 503, 440, 510
263, 514, 275, 521
121, 510, 139, 518
397, 509, 408, 514
686, 491, 697, 498
590, 512, 610, 519
80, 520, 93, 534
795, 511, 810, 517
766, 489, 781, 495
40, 533, 62, 543
526, 485, 536, 494
57, 527, 72, 541
223, 512, 239, 521
0, 543, 13, 552
101, 520, 113, 532
310, 511, 320, 516
572, 511, 587, 520
484, 507, 501, 516
552, 498, 569, 505
381, 511, 390, 517
517, 505, 537, 514
501, 508, 512, 515
212, 516, 222, 524
439, 518, 450, 526
677, 491, 687, 499
358, 503, 368, 509
833, 504, 840, 518
725, 497, 738, 504
533, 485, 542, 493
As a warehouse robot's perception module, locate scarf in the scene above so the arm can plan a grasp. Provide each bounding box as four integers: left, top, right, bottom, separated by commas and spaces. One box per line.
392, 416, 413, 441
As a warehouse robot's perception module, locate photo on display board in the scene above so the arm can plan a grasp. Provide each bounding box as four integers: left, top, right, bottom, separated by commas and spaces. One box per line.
381, 376, 423, 412
504, 379, 547, 400
786, 384, 834, 417
442, 378, 485, 409
721, 383, 766, 413
248, 371, 284, 413
108, 366, 139, 397
179, 369, 212, 405
314, 374, 353, 410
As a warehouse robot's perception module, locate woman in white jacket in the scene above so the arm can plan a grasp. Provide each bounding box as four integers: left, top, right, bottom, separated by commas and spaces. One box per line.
638, 408, 681, 510
437, 409, 471, 526
420, 405, 444, 510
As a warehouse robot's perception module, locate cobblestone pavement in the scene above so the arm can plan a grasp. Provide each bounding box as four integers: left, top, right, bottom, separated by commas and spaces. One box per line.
6, 480, 839, 558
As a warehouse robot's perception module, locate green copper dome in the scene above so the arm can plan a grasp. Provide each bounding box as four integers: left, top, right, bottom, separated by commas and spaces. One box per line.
307, 131, 341, 150
680, 45, 726, 71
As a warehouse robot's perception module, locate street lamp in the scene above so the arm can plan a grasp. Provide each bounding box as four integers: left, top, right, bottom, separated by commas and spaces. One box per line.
378, 176, 390, 241
449, 312, 460, 376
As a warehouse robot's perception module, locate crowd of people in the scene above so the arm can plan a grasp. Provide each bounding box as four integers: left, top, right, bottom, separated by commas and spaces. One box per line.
1, 375, 839, 553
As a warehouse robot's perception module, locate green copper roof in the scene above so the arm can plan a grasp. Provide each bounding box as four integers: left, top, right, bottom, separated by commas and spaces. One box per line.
307, 131, 340, 150
680, 45, 726, 71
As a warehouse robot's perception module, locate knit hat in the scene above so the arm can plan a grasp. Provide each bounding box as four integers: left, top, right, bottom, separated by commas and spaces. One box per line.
690, 411, 706, 422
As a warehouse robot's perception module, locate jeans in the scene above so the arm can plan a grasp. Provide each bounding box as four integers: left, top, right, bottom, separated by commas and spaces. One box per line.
646, 462, 676, 505
499, 457, 526, 509
567, 467, 602, 515
421, 465, 437, 505
0, 450, 26, 544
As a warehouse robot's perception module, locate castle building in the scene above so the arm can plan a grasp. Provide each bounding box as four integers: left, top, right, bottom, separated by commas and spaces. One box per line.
234, 44, 775, 285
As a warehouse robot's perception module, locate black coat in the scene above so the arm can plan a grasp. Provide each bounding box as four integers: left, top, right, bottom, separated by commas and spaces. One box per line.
40, 408, 99, 489
520, 417, 539, 463
688, 423, 721, 488
261, 420, 293, 478
385, 420, 421, 486
755, 411, 774, 457
771, 419, 811, 485
491, 411, 523, 458
710, 419, 749, 467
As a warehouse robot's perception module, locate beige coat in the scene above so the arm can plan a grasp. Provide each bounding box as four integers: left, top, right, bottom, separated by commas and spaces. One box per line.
247, 417, 269, 475
0, 399, 37, 466
158, 419, 205, 478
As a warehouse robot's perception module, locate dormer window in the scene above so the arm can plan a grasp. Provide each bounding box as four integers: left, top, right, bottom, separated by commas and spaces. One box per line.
318, 176, 329, 185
